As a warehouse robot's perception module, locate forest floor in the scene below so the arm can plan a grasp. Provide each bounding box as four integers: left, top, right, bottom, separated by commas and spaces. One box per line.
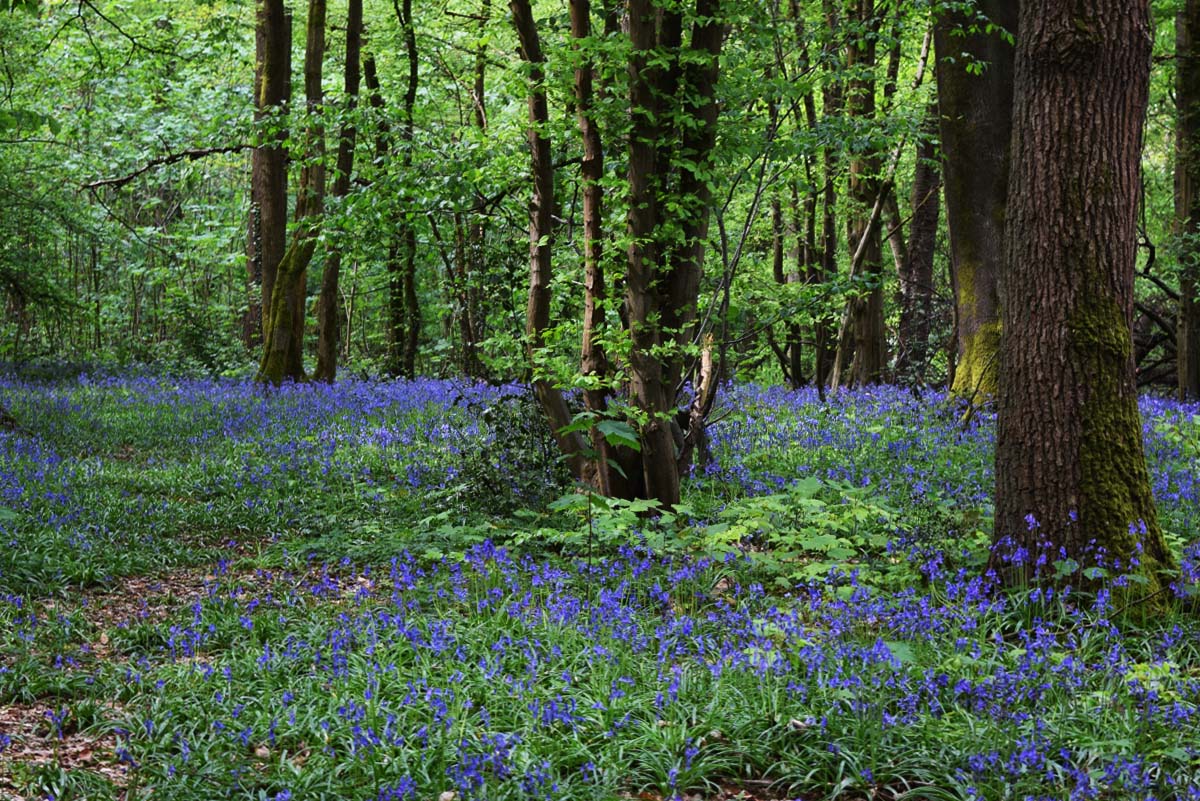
1, 374, 1199, 800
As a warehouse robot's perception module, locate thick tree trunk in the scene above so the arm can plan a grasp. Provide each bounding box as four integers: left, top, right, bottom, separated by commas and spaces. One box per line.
258, 0, 327, 384
249, 1, 290, 350
895, 110, 940, 384
994, 0, 1173, 590
624, 0, 724, 507
314, 0, 362, 383
843, 0, 885, 386
1177, 1, 1200, 400
935, 0, 1014, 400
625, 0, 676, 505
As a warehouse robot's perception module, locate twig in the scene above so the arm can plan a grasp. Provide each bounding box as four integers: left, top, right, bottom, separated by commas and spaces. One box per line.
76, 0, 181, 57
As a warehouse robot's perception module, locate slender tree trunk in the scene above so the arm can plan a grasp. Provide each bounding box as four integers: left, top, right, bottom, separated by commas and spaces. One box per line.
815, 1, 842, 390
1177, 1, 1200, 400
398, 0, 421, 377
895, 109, 940, 384
511, 0, 588, 476
259, 0, 327, 384
936, 0, 1014, 399
314, 0, 362, 383
250, 1, 290, 349
571, 0, 631, 496
771, 190, 802, 388
994, 0, 1172, 590
625, 0, 677, 505
457, 0, 491, 377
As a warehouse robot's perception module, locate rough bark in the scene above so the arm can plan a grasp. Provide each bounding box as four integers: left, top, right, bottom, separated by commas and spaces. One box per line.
994, 0, 1173, 591
314, 0, 362, 383
249, 1, 290, 349
258, 0, 327, 384
1178, 1, 1200, 400
935, 0, 1015, 399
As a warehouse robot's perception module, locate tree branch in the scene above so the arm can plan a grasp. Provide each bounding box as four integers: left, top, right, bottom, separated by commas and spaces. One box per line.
82, 145, 251, 191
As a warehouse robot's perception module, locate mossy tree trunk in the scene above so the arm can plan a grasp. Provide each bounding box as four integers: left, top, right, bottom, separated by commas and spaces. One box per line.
993, 0, 1173, 590
935, 0, 1015, 400
1177, 0, 1200, 401
314, 0, 361, 383
258, 0, 327, 385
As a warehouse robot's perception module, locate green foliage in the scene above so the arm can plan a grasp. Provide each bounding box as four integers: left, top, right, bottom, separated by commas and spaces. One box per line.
703, 477, 918, 587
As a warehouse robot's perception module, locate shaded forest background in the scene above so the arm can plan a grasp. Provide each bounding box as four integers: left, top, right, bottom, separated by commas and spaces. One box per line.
0, 0, 1191, 396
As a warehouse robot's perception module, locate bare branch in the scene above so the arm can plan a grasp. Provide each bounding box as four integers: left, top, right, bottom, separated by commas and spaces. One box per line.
82, 145, 250, 191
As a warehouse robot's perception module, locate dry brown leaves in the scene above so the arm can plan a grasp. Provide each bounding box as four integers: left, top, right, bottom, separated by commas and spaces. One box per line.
0, 701, 128, 799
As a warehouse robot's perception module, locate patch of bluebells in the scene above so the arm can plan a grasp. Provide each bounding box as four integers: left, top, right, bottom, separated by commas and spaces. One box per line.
0, 375, 553, 592
701, 385, 1200, 539
39, 540, 1188, 800
2, 375, 1199, 799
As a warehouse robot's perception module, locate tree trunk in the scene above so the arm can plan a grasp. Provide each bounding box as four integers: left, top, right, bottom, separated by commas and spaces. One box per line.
398, 0, 421, 377
814, 1, 842, 390
258, 0, 327, 384
314, 0, 362, 383
895, 109, 940, 384
249, 1, 290, 350
935, 0, 1014, 400
843, 0, 885, 386
994, 0, 1173, 591
624, 0, 676, 505
570, 0, 632, 496
624, 0, 724, 507
1177, 1, 1200, 400
511, 0, 589, 476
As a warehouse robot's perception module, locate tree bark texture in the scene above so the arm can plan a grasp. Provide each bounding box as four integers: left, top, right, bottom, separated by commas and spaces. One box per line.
249, 1, 290, 350
1177, 1, 1200, 400
258, 0, 327, 384
314, 0, 362, 383
935, 0, 1014, 399
994, 0, 1172, 589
